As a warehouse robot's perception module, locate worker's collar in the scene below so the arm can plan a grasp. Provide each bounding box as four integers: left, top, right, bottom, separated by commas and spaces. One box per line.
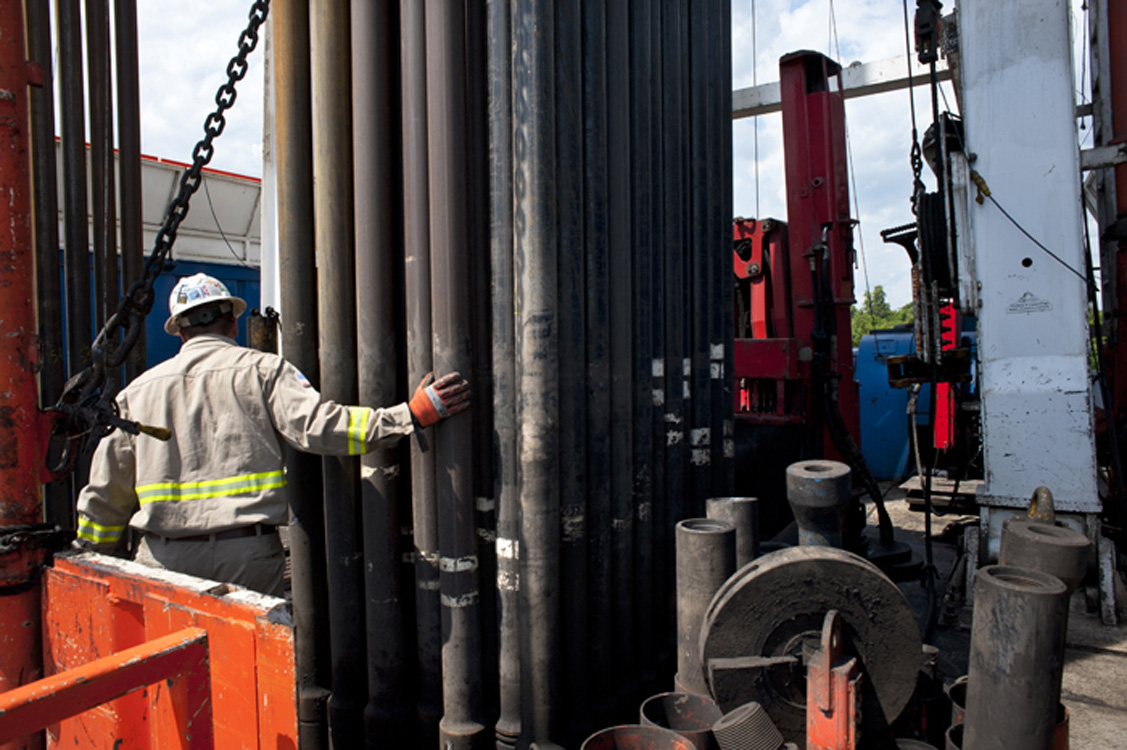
179, 333, 239, 351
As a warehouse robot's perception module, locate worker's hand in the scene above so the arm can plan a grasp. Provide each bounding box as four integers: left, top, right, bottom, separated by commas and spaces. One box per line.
409, 371, 470, 428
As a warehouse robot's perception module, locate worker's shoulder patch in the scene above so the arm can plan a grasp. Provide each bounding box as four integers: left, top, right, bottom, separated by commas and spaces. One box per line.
294, 369, 312, 388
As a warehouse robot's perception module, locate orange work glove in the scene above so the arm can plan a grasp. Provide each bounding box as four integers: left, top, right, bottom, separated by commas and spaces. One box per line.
408, 371, 471, 428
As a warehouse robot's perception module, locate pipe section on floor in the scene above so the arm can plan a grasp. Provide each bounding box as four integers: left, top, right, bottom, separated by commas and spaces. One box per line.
965, 565, 1069, 750
674, 519, 736, 696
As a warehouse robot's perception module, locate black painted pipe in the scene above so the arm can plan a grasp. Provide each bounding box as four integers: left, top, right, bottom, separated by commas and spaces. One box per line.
582, 0, 613, 720
114, 0, 146, 384
398, 1, 442, 743
273, 1, 329, 746
687, 0, 712, 519
554, 0, 589, 741
311, 0, 365, 744
424, 1, 487, 746
629, 0, 656, 694
513, 1, 561, 745
487, 1, 520, 746
351, 2, 412, 745
605, 0, 636, 699
57, 0, 91, 384
86, 0, 117, 334
27, 0, 68, 526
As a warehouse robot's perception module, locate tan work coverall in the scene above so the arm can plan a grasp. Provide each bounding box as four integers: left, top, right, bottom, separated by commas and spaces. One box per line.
76, 334, 415, 594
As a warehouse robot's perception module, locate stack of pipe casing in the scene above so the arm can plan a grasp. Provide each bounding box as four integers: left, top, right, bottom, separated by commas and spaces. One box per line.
964, 565, 1069, 750
266, 0, 734, 746
675, 519, 736, 696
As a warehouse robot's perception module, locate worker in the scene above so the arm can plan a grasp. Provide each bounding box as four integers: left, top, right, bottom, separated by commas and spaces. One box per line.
75, 273, 469, 596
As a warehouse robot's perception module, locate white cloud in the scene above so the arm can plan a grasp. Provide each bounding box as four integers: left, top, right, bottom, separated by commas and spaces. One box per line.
136, 0, 264, 178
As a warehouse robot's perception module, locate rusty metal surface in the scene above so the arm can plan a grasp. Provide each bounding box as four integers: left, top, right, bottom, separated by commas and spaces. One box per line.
582, 724, 697, 750
0, 628, 211, 748
639, 692, 721, 750
700, 547, 921, 745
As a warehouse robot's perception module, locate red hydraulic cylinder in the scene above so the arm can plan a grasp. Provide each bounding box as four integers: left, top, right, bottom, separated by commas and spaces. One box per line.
0, 3, 51, 748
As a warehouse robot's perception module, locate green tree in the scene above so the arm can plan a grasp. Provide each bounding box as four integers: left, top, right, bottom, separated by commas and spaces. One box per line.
851, 286, 914, 345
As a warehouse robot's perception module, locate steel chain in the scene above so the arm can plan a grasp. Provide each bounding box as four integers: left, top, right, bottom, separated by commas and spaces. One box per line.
51, 0, 270, 466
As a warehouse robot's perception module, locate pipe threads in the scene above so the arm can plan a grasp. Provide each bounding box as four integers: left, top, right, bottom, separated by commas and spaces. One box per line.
711, 701, 784, 750
640, 692, 721, 749
581, 724, 697, 750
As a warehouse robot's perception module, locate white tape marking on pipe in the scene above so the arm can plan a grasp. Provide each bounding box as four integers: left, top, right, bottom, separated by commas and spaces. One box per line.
439, 555, 478, 573
417, 578, 441, 591
475, 496, 496, 513
691, 449, 711, 466
611, 517, 631, 531
711, 363, 722, 379
652, 358, 664, 377
683, 357, 691, 376
724, 439, 735, 458
401, 551, 417, 564
496, 538, 519, 560
637, 501, 653, 522
683, 381, 691, 400
477, 528, 497, 542
667, 430, 684, 446
441, 591, 480, 608
690, 427, 711, 446
653, 388, 665, 406
664, 412, 682, 424
711, 343, 725, 361
497, 570, 520, 591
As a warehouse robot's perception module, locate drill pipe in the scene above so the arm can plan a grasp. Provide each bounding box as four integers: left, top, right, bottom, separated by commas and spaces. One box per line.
514, 0, 562, 745
425, 1, 487, 746
675, 519, 736, 695
398, 0, 442, 742
660, 0, 688, 577
273, 0, 330, 745
687, 0, 713, 518
487, 0, 520, 746
27, 0, 68, 526
57, 0, 91, 384
555, 0, 590, 740
114, 0, 146, 383
351, 1, 412, 745
86, 0, 117, 332
606, 0, 636, 699
965, 566, 1069, 750
311, 0, 366, 743
629, 0, 657, 693
582, 0, 615, 722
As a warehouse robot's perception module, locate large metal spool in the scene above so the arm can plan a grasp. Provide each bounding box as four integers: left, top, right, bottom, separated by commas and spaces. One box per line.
699, 546, 922, 745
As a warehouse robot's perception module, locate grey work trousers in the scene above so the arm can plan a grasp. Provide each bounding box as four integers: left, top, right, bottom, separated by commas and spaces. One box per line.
135, 530, 285, 597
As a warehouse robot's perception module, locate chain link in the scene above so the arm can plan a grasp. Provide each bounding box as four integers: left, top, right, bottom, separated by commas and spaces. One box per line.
51, 0, 270, 466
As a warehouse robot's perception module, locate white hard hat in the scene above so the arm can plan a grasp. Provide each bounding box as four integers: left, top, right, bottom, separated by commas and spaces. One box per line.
164, 273, 247, 335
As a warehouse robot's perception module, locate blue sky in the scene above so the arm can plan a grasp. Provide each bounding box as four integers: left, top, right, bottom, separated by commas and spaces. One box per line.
131, 0, 1092, 309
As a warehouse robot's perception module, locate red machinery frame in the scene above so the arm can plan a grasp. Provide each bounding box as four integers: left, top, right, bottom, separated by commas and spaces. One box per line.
732, 51, 859, 456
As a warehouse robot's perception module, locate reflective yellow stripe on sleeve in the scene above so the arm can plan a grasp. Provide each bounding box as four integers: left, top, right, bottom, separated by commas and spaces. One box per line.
348, 406, 371, 455
76, 517, 126, 544
136, 469, 287, 505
